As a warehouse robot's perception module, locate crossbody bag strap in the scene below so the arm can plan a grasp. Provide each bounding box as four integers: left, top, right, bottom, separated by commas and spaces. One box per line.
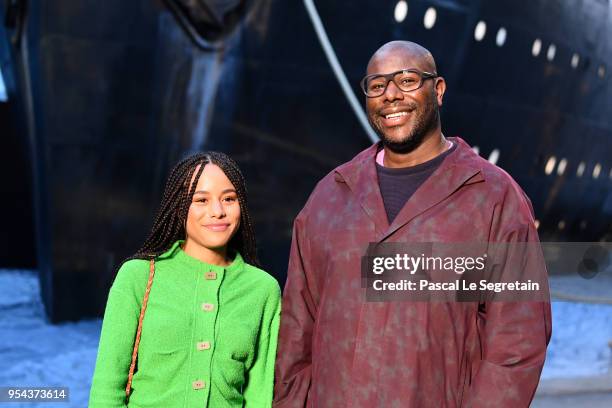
125, 258, 156, 402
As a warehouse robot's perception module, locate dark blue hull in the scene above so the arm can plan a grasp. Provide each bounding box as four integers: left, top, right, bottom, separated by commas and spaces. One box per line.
1, 0, 610, 321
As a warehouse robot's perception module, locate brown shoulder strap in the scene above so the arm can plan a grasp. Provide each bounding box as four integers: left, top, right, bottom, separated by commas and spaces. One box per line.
125, 259, 156, 401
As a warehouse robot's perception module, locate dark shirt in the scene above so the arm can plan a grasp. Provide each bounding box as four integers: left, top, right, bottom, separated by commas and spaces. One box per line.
376, 142, 458, 223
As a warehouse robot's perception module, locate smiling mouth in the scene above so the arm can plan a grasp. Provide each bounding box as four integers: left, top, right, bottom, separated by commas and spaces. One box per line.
384, 111, 410, 119
203, 224, 230, 232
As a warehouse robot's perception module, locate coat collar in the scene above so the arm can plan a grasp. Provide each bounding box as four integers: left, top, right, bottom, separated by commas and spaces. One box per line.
334, 137, 484, 242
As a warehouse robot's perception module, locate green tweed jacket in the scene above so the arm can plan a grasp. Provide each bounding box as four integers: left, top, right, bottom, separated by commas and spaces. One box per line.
89, 240, 281, 407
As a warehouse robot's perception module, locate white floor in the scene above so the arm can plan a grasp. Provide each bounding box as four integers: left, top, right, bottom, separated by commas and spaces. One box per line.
0, 269, 611, 407
0, 270, 100, 407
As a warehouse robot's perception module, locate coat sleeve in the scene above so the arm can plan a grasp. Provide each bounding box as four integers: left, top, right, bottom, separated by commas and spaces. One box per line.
89, 260, 146, 408
273, 214, 319, 407
243, 281, 282, 407
464, 187, 552, 408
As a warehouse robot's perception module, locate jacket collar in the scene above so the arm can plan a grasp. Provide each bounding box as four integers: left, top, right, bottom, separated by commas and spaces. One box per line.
334, 137, 484, 242
158, 240, 245, 272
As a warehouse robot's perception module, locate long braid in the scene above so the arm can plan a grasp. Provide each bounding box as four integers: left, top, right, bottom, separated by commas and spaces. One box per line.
122, 152, 260, 267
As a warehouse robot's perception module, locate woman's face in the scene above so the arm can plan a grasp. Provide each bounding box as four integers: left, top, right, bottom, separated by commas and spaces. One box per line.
185, 163, 241, 253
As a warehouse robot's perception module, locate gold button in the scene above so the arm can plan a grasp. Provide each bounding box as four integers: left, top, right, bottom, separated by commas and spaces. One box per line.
192, 380, 205, 390
197, 341, 211, 351
205, 271, 217, 280
201, 303, 215, 312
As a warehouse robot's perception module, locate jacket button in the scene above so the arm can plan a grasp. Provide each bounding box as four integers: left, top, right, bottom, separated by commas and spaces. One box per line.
192, 380, 205, 390
197, 341, 211, 351
205, 271, 217, 280
201, 303, 215, 312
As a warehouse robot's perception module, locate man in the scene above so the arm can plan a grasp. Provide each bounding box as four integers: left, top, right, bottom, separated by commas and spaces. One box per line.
273, 41, 551, 407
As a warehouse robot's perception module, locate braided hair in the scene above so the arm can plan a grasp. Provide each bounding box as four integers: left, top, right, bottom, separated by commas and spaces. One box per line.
128, 151, 260, 267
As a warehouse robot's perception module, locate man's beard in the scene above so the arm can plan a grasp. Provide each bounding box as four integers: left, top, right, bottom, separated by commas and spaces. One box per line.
371, 97, 440, 154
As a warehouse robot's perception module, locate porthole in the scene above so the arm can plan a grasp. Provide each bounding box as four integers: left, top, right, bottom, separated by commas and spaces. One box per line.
571, 53, 580, 69
496, 27, 507, 47
532, 39, 542, 57
474, 21, 486, 41
576, 162, 586, 177
547, 44, 556, 61
557, 158, 567, 175
423, 7, 437, 29
544, 156, 556, 175
394, 1, 408, 23
488, 149, 500, 165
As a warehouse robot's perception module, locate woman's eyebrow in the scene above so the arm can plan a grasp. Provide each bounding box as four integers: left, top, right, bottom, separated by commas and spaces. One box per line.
194, 189, 236, 194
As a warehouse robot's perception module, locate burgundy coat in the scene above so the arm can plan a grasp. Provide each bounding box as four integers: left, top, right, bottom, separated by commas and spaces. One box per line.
273, 137, 552, 408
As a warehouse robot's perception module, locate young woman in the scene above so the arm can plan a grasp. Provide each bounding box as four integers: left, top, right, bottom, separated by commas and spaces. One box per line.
89, 152, 281, 407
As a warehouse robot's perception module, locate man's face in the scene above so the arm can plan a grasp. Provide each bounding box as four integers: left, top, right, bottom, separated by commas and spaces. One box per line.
365, 51, 444, 153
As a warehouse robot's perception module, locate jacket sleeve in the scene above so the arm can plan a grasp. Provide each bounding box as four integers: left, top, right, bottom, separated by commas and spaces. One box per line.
89, 260, 146, 408
465, 187, 552, 408
273, 214, 318, 407
243, 281, 282, 407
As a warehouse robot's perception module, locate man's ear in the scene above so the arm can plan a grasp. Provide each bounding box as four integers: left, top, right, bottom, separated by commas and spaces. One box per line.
434, 76, 446, 106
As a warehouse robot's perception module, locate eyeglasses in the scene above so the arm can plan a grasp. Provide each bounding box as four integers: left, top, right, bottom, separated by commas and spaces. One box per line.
360, 69, 438, 98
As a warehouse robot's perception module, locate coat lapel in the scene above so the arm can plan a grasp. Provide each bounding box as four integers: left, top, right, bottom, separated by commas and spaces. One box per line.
335, 143, 389, 236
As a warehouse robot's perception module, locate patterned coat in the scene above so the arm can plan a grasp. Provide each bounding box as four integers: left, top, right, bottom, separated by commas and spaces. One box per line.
273, 137, 552, 408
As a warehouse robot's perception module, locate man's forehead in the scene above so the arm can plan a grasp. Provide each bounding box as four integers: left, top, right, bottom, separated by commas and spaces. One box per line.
366, 44, 434, 75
